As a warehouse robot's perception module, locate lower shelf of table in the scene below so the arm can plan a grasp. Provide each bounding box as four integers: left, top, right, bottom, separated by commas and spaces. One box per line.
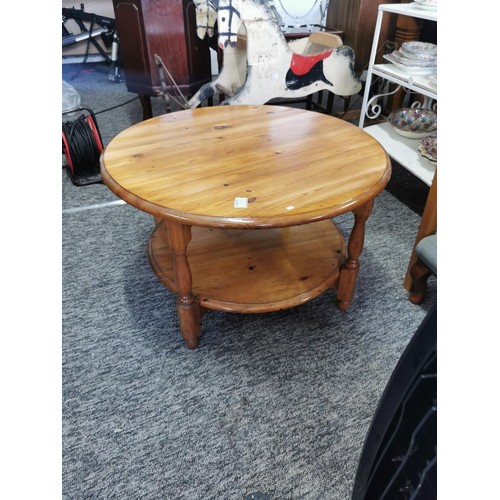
148, 219, 346, 313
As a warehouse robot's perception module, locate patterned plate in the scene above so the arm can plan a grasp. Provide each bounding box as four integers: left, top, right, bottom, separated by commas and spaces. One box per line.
413, 2, 437, 10
400, 46, 437, 62
413, 0, 437, 10
390, 50, 437, 67
383, 54, 437, 75
402, 41, 437, 56
428, 73, 437, 89
418, 134, 437, 163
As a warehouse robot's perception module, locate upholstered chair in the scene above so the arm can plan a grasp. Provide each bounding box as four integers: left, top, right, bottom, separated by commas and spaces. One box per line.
409, 234, 437, 305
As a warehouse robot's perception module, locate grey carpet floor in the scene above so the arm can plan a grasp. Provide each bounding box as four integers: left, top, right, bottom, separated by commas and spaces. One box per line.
62, 64, 436, 499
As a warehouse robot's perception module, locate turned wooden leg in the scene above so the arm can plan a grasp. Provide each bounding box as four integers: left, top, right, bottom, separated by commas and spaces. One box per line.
404, 173, 437, 290
337, 200, 374, 311
166, 221, 201, 349
139, 94, 153, 121
409, 259, 432, 305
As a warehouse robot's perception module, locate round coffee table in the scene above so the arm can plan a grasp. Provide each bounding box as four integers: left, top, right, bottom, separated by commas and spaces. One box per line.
101, 105, 391, 348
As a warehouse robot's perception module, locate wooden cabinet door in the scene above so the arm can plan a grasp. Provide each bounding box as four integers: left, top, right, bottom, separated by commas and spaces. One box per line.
112, 0, 212, 97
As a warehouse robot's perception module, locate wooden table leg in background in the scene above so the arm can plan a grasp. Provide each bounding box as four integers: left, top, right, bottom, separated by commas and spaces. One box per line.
403, 171, 437, 291
139, 94, 153, 121
337, 199, 374, 310
166, 221, 202, 349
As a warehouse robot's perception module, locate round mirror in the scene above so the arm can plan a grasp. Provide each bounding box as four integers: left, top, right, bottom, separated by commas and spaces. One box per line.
276, 0, 321, 19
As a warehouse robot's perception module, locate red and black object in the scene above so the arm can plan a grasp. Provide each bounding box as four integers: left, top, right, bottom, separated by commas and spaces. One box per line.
62, 107, 104, 186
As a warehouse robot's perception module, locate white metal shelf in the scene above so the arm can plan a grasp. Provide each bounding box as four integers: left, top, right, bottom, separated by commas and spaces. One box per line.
373, 64, 437, 101
364, 122, 436, 186
358, 2, 438, 290
359, 2, 437, 183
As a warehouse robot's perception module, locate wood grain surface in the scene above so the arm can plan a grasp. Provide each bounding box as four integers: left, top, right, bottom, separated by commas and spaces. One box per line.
100, 105, 391, 229
148, 219, 345, 313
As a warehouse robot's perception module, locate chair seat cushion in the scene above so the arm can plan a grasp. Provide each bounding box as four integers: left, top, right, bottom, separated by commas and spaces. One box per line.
415, 234, 437, 274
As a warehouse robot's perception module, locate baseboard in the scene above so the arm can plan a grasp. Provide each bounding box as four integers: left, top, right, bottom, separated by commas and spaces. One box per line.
62, 54, 108, 65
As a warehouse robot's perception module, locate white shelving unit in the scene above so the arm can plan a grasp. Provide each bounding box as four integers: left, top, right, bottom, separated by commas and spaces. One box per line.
359, 2, 437, 187
365, 121, 435, 185
358, 2, 437, 290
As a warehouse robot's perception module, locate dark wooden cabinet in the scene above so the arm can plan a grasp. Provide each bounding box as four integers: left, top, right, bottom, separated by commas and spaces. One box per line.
112, 0, 212, 118
327, 0, 400, 75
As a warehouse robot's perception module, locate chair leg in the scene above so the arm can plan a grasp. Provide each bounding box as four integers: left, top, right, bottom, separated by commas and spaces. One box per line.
409, 259, 432, 305
343, 96, 350, 113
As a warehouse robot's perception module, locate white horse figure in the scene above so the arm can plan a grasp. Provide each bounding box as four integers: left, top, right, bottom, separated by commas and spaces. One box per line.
211, 0, 361, 106
188, 0, 247, 108
189, 0, 361, 107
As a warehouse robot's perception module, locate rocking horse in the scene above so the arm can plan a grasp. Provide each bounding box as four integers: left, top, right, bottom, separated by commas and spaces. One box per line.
188, 0, 361, 108
188, 0, 247, 108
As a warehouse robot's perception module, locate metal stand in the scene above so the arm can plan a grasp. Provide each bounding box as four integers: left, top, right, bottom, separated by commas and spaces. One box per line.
62, 4, 121, 82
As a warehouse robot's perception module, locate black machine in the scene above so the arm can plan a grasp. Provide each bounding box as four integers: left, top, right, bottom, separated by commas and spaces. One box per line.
62, 3, 120, 82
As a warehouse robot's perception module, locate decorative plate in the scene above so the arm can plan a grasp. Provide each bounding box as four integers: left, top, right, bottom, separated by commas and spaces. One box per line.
401, 41, 437, 56
390, 50, 437, 68
400, 46, 437, 62
412, 0, 437, 10
418, 135, 437, 163
428, 73, 437, 89
383, 54, 437, 75
413, 3, 437, 10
